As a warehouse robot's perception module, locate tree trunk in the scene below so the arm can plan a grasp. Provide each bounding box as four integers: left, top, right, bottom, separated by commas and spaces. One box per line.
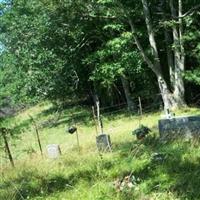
129, 23, 176, 109
120, 76, 135, 111
141, 0, 160, 64
158, 0, 175, 89
126, 0, 185, 109
176, 0, 185, 106
157, 75, 177, 109
179, 0, 185, 66
170, 0, 186, 107
164, 30, 175, 87
141, 0, 176, 109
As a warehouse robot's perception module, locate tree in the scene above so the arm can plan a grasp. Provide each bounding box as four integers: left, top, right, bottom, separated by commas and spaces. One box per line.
126, 0, 185, 109
1, 0, 200, 109
86, 32, 144, 111
0, 0, 104, 104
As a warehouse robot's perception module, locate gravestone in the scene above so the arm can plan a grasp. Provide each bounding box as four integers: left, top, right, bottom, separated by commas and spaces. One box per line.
47, 144, 61, 159
159, 115, 200, 139
96, 134, 112, 152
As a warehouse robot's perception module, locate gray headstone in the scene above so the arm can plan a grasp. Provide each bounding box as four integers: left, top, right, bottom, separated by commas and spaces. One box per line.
47, 144, 61, 159
159, 115, 200, 139
96, 134, 112, 152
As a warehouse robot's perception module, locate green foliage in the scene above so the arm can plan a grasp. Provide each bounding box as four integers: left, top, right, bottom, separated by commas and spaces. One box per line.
0, 0, 157, 107
183, 14, 200, 86
0, 0, 200, 106
85, 31, 143, 88
0, 0, 99, 103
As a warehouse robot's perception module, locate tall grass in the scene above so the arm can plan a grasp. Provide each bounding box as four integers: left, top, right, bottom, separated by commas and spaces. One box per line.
1, 103, 200, 199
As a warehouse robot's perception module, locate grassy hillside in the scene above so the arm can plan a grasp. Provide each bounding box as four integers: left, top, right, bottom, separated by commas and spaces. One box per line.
1, 103, 200, 200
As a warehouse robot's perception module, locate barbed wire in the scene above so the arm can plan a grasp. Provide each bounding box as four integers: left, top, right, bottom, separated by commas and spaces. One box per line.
99, 102, 127, 111
0, 92, 175, 168
19, 94, 164, 131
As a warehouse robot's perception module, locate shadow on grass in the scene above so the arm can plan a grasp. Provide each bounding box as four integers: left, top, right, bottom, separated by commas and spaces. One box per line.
2, 133, 200, 199
39, 113, 94, 129
114, 135, 200, 200
8, 118, 33, 139
35, 103, 160, 130
35, 100, 160, 129
0, 165, 99, 200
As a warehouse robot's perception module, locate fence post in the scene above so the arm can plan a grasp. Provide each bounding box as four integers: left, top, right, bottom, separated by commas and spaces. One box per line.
92, 106, 98, 136
74, 120, 80, 153
96, 100, 103, 134
138, 97, 143, 126
76, 131, 80, 152
1, 128, 15, 168
29, 115, 43, 156
138, 96, 143, 116
70, 114, 80, 153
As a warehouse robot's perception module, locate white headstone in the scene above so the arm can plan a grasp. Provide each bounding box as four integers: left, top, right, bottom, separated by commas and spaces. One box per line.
47, 144, 61, 159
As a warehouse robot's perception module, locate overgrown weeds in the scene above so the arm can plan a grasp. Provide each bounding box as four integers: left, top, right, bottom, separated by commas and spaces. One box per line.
1, 103, 200, 199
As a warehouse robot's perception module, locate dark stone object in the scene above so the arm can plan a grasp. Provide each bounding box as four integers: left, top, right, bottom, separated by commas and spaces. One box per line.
159, 115, 200, 139
132, 125, 151, 140
151, 152, 168, 163
96, 134, 112, 152
68, 126, 77, 134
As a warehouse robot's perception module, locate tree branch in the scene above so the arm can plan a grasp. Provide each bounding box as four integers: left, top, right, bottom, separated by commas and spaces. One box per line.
128, 18, 161, 75
181, 4, 200, 18
155, 4, 200, 19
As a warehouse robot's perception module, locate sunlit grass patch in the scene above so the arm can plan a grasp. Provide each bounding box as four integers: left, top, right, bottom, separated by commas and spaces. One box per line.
1, 103, 200, 199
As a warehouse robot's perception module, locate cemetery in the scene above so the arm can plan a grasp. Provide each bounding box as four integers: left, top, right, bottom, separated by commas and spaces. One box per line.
1, 96, 200, 200
1, 97, 200, 198
1, 0, 200, 199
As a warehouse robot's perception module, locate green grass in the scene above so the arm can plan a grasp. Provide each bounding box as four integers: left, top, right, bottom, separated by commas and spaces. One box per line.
1, 103, 200, 199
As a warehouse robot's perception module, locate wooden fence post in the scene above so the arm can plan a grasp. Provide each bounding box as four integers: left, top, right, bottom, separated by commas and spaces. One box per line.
1, 128, 15, 167
138, 96, 143, 116
92, 106, 98, 136
75, 127, 80, 153
29, 115, 43, 156
96, 100, 103, 135
138, 97, 143, 126
70, 114, 80, 153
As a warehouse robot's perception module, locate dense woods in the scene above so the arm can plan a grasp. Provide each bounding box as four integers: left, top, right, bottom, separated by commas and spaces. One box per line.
0, 0, 200, 110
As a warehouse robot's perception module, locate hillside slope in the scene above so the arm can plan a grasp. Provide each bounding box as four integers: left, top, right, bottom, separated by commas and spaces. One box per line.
1, 103, 200, 200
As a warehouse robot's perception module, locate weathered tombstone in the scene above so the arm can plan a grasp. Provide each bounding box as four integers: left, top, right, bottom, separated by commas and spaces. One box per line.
159, 115, 200, 139
94, 98, 112, 152
47, 144, 61, 159
96, 134, 112, 152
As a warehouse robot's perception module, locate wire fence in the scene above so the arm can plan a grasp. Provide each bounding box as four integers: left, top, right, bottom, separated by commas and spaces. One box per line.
1, 93, 200, 200
0, 94, 164, 165
4, 91, 199, 169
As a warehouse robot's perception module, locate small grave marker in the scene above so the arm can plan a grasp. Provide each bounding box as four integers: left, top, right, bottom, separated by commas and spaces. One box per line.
94, 98, 112, 152
96, 134, 112, 152
47, 144, 61, 159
